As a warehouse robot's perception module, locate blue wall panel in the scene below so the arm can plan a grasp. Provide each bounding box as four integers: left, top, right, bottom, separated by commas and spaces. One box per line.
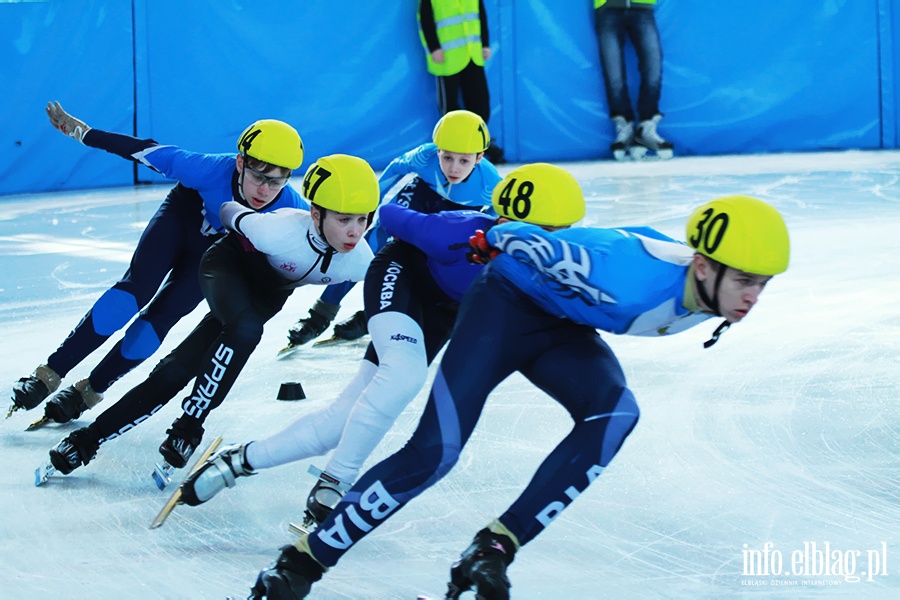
0, 0, 897, 196
0, 1, 134, 195
132, 0, 438, 183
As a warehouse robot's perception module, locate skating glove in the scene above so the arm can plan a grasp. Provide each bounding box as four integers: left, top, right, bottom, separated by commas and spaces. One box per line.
46, 101, 90, 143
466, 230, 500, 265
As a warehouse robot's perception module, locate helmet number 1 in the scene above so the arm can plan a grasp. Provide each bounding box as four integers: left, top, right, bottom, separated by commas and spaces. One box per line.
303, 165, 332, 203
690, 208, 729, 254
496, 178, 534, 219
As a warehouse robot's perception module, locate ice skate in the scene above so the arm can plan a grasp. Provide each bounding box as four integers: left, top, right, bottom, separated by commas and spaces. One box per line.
9, 364, 61, 414
313, 309, 367, 346
250, 542, 324, 600
42, 378, 103, 424
282, 299, 340, 353
445, 527, 517, 600
158, 415, 205, 469
45, 427, 100, 477
179, 443, 256, 506
630, 114, 674, 160
610, 115, 634, 161
290, 468, 350, 535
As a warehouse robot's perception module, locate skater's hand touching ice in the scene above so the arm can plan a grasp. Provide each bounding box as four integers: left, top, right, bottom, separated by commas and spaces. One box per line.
46, 101, 90, 143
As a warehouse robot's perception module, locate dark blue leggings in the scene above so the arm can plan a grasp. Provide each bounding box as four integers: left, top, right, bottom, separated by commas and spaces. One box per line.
309, 267, 640, 567
47, 190, 215, 393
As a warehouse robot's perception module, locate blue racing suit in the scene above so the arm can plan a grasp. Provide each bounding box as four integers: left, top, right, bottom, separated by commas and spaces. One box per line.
308, 223, 715, 566
44, 129, 307, 393
319, 142, 500, 305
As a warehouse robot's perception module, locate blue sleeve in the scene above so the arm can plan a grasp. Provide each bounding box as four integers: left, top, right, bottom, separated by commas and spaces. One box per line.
82, 128, 160, 168
377, 146, 423, 196
381, 203, 488, 262
83, 128, 233, 189
487, 222, 616, 305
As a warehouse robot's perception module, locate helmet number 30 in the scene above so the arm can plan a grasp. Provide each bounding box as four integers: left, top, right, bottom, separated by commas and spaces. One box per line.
690, 208, 729, 254
303, 165, 332, 203
496, 178, 534, 219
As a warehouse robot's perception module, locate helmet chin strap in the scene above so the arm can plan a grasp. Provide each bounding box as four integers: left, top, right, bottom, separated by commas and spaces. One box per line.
695, 263, 731, 348
312, 206, 337, 270
235, 159, 254, 207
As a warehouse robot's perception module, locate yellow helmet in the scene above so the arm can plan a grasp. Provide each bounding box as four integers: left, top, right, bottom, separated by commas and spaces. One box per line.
237, 119, 304, 170
491, 163, 586, 227
301, 154, 380, 214
686, 195, 790, 276
432, 110, 490, 153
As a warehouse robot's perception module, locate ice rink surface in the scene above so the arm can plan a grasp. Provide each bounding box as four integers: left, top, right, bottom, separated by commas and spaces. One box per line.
0, 151, 897, 599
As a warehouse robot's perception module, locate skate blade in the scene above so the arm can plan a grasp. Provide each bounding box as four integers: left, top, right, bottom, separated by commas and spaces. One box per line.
276, 343, 302, 359
656, 148, 674, 160
35, 461, 57, 486
25, 415, 51, 431
6, 403, 20, 419
288, 515, 318, 537
149, 435, 223, 529
612, 148, 629, 161
312, 335, 346, 347
288, 521, 314, 537
152, 461, 176, 491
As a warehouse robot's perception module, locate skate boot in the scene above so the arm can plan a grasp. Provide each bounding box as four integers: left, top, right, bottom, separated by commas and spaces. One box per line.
287, 299, 340, 346
179, 443, 256, 506
301, 471, 349, 530
631, 114, 674, 160
332, 310, 368, 341
48, 427, 101, 475
11, 364, 61, 411
610, 115, 634, 161
250, 540, 325, 600
446, 527, 517, 600
43, 378, 103, 423
159, 415, 205, 469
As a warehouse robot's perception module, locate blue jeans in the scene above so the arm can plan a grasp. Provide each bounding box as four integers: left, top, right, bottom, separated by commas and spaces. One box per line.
595, 7, 662, 122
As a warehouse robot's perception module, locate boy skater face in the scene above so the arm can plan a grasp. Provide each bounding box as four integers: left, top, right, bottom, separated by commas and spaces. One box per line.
437, 149, 482, 184
693, 256, 772, 323
310, 206, 369, 253
236, 153, 292, 211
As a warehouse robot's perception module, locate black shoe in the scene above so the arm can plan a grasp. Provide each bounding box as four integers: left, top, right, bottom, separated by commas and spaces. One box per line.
332, 310, 367, 341
11, 364, 60, 411
159, 416, 204, 469
288, 299, 340, 346
447, 528, 516, 600
44, 379, 102, 423
485, 141, 506, 165
250, 544, 324, 600
48, 428, 100, 475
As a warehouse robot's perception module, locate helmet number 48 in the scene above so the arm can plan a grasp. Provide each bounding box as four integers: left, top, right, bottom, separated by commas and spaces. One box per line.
496, 178, 534, 219
689, 208, 729, 254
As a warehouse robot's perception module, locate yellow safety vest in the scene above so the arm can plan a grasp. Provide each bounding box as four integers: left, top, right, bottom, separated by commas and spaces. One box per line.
419, 0, 485, 76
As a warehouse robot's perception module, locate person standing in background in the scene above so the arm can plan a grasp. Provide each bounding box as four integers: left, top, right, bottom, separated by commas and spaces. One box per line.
419, 0, 506, 164
594, 0, 674, 161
